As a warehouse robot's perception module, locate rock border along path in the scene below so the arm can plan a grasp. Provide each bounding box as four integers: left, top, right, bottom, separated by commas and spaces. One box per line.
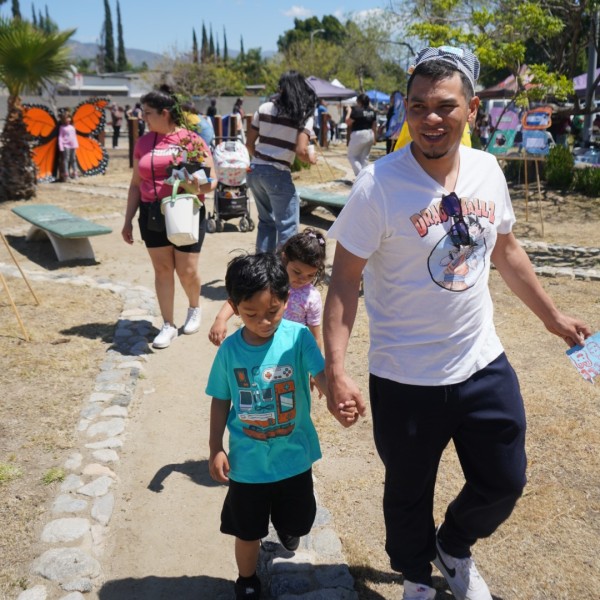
2, 262, 357, 600
3, 237, 598, 600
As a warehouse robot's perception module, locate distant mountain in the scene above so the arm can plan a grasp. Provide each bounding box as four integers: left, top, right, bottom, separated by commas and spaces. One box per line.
66, 40, 164, 69
66, 40, 275, 70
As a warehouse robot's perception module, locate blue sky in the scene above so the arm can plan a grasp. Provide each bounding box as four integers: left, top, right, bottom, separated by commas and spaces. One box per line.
4, 1, 390, 55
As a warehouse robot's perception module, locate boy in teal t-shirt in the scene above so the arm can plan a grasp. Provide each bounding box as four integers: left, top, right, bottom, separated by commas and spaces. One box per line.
207, 252, 357, 600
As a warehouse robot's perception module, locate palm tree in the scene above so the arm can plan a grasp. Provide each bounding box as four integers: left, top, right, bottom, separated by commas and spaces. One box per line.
0, 18, 74, 201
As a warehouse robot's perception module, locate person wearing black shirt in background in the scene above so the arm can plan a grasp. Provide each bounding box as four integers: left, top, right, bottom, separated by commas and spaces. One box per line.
346, 93, 377, 175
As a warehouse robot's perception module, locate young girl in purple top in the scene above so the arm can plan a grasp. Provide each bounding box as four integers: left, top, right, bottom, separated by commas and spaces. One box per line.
209, 228, 327, 349
58, 112, 79, 181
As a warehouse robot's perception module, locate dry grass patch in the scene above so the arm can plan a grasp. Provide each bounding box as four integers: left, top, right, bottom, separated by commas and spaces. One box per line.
0, 277, 121, 598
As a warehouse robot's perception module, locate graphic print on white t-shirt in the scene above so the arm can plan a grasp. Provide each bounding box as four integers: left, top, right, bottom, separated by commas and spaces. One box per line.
409, 192, 495, 292
427, 211, 488, 291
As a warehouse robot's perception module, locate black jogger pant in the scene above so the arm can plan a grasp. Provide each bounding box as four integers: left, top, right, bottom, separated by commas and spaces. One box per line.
370, 353, 527, 586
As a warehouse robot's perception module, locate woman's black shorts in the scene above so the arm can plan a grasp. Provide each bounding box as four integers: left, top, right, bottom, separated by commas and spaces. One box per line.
138, 201, 206, 252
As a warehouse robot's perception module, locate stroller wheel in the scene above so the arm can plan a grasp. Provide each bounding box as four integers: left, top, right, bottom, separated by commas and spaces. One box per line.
205, 218, 217, 234
248, 217, 256, 232
239, 217, 249, 232
216, 219, 224, 233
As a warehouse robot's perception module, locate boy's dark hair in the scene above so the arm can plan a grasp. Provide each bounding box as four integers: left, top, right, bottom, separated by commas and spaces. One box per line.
407, 61, 474, 103
226, 253, 290, 306
281, 228, 327, 286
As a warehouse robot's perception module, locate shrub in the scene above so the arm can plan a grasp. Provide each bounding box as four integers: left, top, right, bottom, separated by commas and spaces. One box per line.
0, 463, 22, 484
573, 165, 600, 196
41, 467, 65, 485
545, 145, 574, 189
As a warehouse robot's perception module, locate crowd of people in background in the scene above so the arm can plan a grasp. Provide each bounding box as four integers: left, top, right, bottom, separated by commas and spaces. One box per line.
104, 84, 600, 167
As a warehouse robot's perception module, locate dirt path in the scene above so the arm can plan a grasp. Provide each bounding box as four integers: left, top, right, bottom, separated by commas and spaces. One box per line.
95, 225, 242, 599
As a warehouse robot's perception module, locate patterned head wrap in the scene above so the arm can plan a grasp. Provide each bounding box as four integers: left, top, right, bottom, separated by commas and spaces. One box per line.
409, 46, 480, 93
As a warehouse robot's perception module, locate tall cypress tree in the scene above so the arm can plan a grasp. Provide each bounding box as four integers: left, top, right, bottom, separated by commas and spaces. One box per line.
223, 27, 228, 63
192, 28, 198, 64
11, 0, 21, 19
209, 24, 215, 59
103, 0, 116, 72
216, 39, 220, 60
38, 9, 43, 31
200, 22, 208, 63
239, 36, 244, 60
31, 3, 37, 26
116, 0, 127, 71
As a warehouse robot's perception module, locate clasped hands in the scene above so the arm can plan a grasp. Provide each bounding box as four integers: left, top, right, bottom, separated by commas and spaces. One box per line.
326, 372, 367, 428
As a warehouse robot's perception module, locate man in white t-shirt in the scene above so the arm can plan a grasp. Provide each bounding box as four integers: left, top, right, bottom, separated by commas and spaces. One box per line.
323, 47, 590, 600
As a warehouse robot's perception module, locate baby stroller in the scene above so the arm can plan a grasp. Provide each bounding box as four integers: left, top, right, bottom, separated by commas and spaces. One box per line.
206, 135, 255, 233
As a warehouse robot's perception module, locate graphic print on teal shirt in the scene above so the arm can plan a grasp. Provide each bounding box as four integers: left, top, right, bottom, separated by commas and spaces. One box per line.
233, 363, 297, 440
205, 319, 324, 484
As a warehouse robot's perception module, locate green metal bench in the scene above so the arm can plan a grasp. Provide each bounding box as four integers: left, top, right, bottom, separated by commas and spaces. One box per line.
296, 186, 348, 216
11, 204, 112, 262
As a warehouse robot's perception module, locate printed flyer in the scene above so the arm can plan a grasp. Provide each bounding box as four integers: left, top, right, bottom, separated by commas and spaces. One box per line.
566, 332, 600, 383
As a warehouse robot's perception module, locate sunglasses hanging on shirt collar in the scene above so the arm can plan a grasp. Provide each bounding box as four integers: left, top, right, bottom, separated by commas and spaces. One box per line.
441, 192, 473, 247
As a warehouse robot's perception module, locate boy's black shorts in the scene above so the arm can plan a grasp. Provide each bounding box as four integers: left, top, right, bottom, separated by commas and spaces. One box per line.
221, 468, 316, 541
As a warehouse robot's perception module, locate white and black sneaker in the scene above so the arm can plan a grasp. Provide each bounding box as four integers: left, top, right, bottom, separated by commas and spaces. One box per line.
433, 528, 492, 600
403, 580, 436, 600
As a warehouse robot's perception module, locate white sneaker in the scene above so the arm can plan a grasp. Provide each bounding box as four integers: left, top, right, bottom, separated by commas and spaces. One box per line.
433, 531, 492, 600
152, 323, 178, 348
183, 306, 202, 334
403, 580, 436, 600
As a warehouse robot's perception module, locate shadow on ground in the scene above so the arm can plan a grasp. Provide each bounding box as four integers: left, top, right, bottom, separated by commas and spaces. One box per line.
350, 565, 505, 600
61, 322, 116, 342
201, 278, 228, 302
98, 575, 232, 599
147, 459, 223, 492
5, 234, 98, 270
300, 211, 336, 231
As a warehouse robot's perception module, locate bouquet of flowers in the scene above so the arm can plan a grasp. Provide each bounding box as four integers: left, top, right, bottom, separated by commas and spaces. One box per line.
166, 135, 210, 183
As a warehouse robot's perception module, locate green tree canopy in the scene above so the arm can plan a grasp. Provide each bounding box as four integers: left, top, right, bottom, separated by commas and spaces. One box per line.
391, 0, 589, 106
276, 12, 407, 93
277, 14, 347, 52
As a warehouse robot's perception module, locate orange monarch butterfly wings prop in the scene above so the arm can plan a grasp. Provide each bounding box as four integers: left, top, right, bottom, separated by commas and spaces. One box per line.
23, 97, 110, 182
